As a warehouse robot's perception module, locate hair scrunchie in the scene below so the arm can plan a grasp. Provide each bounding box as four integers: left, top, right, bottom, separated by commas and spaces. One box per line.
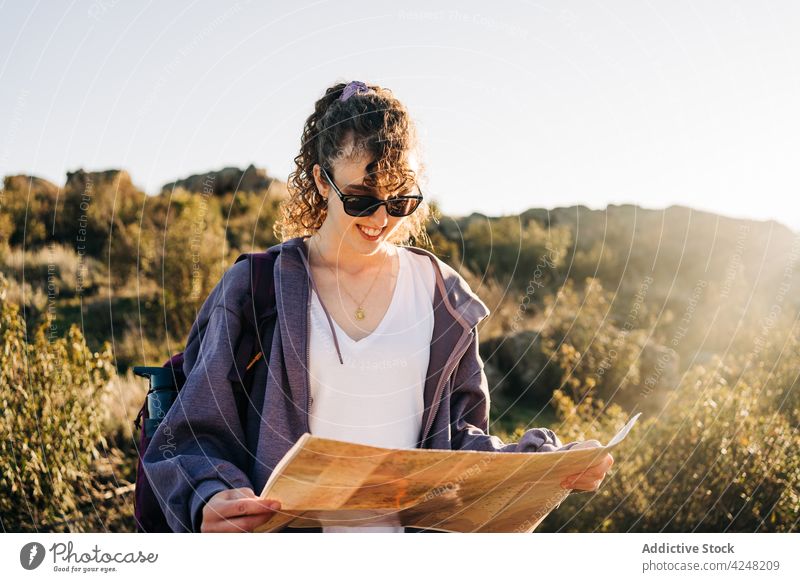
339, 80, 372, 102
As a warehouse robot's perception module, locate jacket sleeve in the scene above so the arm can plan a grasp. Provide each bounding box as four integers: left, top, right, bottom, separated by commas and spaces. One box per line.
142, 268, 254, 532
448, 329, 578, 453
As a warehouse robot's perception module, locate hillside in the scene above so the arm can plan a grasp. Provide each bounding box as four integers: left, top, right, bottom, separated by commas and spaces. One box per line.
2, 167, 797, 532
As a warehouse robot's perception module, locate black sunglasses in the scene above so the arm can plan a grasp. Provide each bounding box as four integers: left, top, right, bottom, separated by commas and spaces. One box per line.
320, 166, 423, 217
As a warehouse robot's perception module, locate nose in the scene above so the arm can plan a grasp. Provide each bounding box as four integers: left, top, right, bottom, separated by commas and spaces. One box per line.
366, 203, 389, 226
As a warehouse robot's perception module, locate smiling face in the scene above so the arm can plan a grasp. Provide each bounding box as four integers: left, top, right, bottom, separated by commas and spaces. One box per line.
312, 135, 418, 256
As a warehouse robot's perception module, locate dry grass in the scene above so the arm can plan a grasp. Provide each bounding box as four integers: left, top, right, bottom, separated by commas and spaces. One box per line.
101, 369, 148, 443
1, 243, 107, 296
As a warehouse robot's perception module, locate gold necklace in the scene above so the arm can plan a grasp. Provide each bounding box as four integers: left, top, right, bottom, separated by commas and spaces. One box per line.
311, 236, 392, 321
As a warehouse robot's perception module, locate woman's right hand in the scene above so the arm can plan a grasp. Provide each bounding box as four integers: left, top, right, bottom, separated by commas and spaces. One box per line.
200, 487, 281, 532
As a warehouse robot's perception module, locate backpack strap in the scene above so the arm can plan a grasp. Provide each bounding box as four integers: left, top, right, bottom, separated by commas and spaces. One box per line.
227, 249, 279, 427
229, 251, 277, 375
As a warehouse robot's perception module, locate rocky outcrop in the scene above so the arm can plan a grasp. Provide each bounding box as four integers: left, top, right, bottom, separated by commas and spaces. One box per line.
65, 169, 133, 194
3, 175, 61, 198
160, 164, 278, 196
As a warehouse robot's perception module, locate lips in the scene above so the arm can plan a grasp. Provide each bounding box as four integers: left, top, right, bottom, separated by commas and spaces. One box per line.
357, 224, 385, 241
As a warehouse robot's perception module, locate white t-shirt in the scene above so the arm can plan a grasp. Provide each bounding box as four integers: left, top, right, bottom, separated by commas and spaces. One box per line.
308, 247, 436, 533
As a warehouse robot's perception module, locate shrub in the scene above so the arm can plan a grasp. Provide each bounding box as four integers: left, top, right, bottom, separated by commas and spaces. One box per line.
537, 360, 800, 532
146, 191, 227, 338
0, 274, 115, 531
461, 216, 570, 289
540, 278, 663, 410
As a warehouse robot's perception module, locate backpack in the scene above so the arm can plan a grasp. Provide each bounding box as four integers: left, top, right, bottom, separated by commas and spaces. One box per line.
131, 249, 279, 532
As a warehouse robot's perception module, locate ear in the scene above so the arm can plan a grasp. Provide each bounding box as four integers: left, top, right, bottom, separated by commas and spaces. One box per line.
312, 163, 329, 200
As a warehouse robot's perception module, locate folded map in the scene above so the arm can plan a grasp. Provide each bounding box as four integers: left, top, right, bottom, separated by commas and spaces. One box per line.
255, 413, 641, 533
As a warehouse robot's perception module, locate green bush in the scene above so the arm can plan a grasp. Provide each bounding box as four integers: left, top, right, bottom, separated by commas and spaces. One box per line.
539, 278, 657, 409
537, 356, 800, 532
0, 274, 115, 531
461, 215, 570, 288
146, 191, 227, 338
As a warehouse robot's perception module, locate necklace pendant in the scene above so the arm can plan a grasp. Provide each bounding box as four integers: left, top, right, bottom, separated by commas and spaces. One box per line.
355, 307, 366, 320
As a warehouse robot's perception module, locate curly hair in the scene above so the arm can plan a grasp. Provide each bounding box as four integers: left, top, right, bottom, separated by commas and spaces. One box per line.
273, 81, 433, 247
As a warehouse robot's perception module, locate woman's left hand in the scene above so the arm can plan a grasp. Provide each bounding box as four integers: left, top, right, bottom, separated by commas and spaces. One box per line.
560, 440, 614, 491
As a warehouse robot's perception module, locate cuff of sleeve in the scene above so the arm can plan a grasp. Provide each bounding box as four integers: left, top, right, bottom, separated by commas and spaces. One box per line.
516, 427, 563, 453
190, 480, 233, 533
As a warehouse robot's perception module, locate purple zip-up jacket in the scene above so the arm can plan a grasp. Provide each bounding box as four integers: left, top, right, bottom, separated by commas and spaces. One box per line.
143, 236, 573, 532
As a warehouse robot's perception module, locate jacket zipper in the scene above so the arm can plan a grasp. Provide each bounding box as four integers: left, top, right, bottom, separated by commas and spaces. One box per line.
419, 329, 473, 446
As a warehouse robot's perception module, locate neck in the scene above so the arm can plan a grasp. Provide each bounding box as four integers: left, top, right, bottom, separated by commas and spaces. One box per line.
306, 223, 392, 276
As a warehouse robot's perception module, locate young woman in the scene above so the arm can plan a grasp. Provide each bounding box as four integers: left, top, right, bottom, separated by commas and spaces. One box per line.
143, 81, 613, 533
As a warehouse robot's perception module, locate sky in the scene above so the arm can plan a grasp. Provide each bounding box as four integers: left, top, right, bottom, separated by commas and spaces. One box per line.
1, 0, 798, 229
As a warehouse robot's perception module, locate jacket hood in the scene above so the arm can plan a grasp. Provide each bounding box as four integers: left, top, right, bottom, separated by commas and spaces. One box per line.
398, 243, 491, 330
